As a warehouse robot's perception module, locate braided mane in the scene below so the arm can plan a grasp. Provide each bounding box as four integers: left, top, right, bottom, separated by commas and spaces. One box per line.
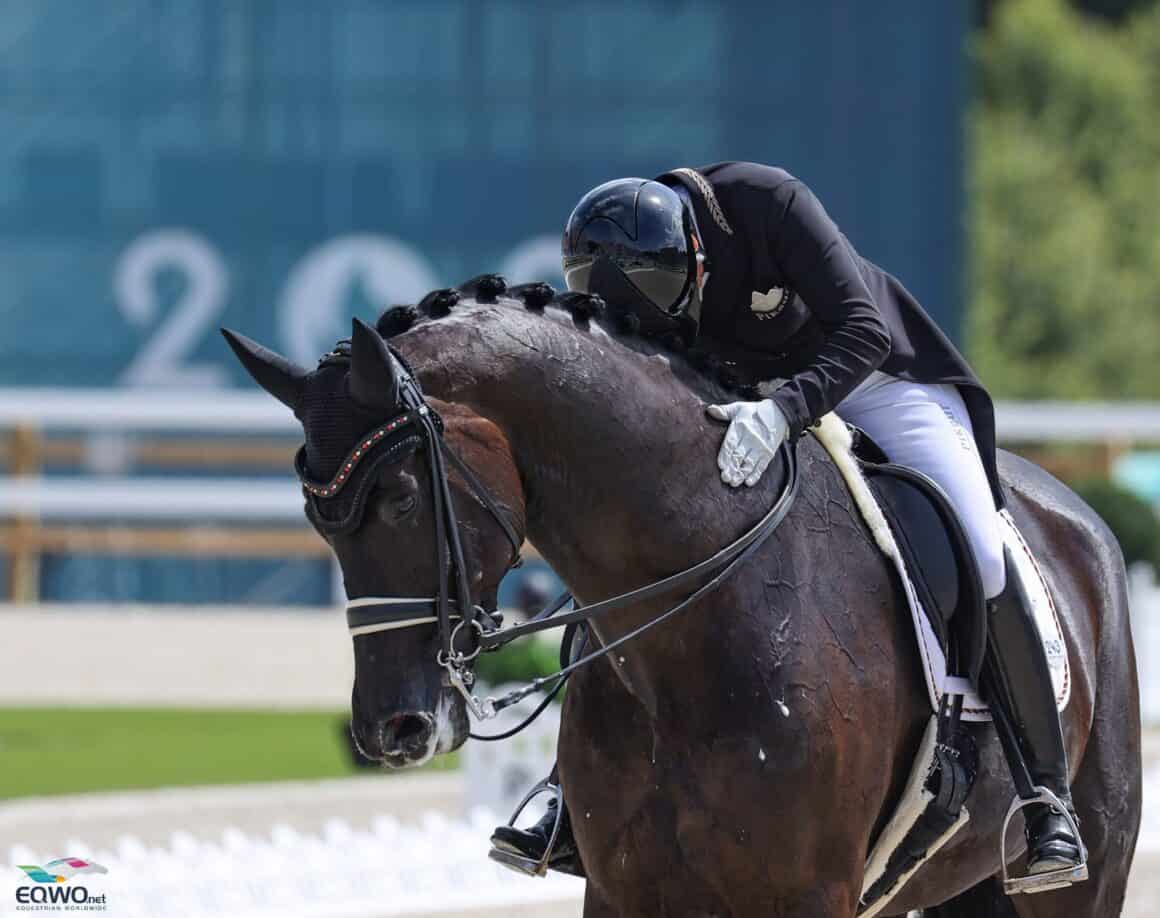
375, 273, 757, 399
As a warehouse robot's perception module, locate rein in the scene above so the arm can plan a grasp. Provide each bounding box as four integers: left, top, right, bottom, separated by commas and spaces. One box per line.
307, 350, 800, 727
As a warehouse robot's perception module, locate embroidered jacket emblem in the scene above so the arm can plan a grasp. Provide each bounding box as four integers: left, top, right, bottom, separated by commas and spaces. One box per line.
750, 286, 791, 319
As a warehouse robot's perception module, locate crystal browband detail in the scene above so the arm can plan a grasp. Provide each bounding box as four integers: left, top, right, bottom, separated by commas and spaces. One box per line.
297, 410, 422, 498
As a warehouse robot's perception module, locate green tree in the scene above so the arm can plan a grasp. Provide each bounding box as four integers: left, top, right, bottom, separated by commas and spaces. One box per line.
978, 0, 1158, 28
1069, 0, 1157, 22
969, 0, 1160, 398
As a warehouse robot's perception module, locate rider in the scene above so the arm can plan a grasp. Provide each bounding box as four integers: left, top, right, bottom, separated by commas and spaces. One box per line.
490, 162, 1086, 891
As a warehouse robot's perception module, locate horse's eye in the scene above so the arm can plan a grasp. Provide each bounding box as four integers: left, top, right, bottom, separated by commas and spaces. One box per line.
379, 492, 417, 522
375, 470, 420, 522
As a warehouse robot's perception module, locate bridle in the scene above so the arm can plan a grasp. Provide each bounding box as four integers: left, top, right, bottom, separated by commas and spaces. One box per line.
298, 345, 522, 682
299, 346, 800, 729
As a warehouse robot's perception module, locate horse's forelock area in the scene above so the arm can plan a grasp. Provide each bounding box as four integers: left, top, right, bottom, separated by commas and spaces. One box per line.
296, 362, 387, 482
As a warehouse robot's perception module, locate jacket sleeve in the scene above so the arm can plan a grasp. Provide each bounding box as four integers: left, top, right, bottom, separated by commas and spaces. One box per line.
763, 179, 891, 437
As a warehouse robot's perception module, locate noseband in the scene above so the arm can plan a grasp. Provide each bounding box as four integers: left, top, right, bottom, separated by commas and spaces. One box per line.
302, 345, 801, 726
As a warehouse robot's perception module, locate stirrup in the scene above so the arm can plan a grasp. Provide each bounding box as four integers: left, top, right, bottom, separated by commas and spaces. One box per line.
999, 785, 1089, 895
487, 780, 564, 878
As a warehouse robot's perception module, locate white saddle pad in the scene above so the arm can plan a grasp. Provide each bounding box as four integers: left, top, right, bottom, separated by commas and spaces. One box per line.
810, 414, 1071, 722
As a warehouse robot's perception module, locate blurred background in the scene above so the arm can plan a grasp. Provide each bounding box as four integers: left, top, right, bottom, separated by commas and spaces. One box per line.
2, 0, 1159, 915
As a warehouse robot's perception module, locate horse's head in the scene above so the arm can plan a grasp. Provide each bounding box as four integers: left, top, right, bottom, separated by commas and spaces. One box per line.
222, 318, 525, 768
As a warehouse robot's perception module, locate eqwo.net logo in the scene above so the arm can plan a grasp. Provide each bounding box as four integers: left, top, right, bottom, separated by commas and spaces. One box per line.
13, 858, 108, 911
19, 859, 106, 884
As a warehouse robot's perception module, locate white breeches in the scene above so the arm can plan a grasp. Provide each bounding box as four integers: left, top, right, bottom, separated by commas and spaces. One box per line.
839, 372, 1007, 599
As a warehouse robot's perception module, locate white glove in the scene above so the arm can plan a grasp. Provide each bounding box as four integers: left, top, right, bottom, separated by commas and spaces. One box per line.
706, 399, 789, 488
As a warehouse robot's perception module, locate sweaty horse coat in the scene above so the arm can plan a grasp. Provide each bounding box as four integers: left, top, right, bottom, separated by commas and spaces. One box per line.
226, 282, 1140, 917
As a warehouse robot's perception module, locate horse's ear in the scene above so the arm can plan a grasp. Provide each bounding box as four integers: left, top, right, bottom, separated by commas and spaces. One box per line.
349, 317, 399, 410
220, 328, 307, 411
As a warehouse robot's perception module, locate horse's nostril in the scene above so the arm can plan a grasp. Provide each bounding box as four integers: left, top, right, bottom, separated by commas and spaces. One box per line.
394, 714, 428, 743
382, 712, 433, 753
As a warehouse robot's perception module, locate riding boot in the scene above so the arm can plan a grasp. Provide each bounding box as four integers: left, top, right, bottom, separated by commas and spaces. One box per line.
982, 546, 1087, 894
490, 793, 584, 877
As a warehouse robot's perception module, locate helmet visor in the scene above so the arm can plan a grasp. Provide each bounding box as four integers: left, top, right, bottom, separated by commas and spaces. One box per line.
565, 256, 692, 316
567, 257, 691, 337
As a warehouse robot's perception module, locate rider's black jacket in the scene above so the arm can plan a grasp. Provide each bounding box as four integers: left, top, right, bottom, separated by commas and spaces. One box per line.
657, 162, 1002, 507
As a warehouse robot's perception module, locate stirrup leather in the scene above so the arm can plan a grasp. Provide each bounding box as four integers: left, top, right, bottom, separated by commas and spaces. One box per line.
999, 786, 1089, 895
488, 780, 565, 878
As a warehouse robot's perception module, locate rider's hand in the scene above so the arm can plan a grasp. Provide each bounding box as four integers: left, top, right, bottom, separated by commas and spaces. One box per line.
706, 399, 789, 488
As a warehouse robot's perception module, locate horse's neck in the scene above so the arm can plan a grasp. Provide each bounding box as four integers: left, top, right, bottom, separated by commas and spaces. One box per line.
464, 363, 732, 597
414, 326, 783, 706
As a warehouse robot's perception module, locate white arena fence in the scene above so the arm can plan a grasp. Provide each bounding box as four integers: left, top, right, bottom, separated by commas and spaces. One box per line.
0, 390, 300, 523
2, 389, 1160, 521
0, 391, 1158, 529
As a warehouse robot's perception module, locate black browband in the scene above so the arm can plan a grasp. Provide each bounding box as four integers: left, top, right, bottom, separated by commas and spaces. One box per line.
305, 346, 800, 728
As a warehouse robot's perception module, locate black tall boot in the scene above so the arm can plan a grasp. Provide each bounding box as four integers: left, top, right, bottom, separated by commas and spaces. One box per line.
982, 547, 1087, 895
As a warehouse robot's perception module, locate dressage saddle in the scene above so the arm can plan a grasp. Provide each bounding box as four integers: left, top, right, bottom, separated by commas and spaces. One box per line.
850, 428, 989, 684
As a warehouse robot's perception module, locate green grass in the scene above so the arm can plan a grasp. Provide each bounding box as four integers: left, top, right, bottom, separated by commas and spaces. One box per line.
0, 707, 456, 800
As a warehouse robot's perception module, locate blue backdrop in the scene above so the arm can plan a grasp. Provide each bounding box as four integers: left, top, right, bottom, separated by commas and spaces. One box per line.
0, 0, 968, 388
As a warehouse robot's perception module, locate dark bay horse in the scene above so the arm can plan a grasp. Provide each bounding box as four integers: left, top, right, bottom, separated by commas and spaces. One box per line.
225, 279, 1140, 917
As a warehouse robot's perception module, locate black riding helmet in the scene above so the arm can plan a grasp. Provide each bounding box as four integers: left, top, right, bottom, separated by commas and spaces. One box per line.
562, 179, 701, 330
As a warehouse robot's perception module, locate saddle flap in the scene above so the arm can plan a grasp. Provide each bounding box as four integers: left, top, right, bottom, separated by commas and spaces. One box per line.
864, 462, 988, 681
